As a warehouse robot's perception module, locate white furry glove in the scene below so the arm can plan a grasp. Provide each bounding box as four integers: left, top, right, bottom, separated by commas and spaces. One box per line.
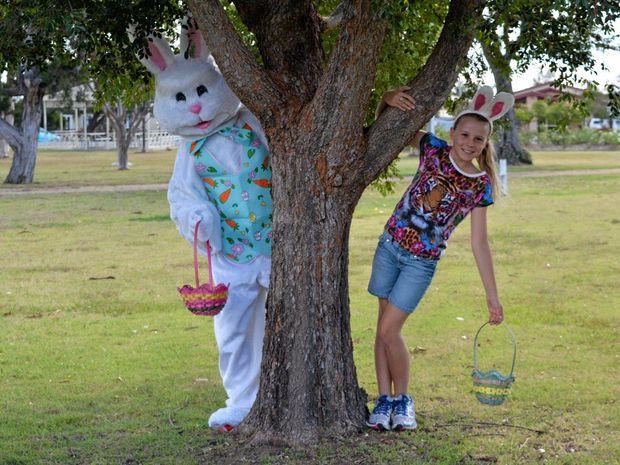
191, 210, 222, 254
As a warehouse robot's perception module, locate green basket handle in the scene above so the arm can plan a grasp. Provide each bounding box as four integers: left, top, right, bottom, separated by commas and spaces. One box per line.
473, 322, 517, 377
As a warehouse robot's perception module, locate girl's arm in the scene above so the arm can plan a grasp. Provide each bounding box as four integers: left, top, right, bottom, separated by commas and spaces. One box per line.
470, 206, 504, 325
375, 86, 425, 148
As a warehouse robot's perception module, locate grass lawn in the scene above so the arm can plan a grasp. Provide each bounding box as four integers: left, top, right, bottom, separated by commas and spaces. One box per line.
1, 148, 619, 189
395, 149, 620, 177
0, 149, 176, 188
1, 149, 619, 464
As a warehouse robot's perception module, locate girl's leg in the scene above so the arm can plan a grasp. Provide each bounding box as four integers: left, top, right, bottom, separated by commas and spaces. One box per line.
374, 298, 392, 395
376, 300, 410, 396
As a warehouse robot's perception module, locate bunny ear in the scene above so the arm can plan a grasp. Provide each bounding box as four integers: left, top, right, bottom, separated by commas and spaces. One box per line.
180, 15, 210, 60
454, 86, 515, 130
470, 86, 495, 112
139, 36, 176, 75
488, 92, 515, 121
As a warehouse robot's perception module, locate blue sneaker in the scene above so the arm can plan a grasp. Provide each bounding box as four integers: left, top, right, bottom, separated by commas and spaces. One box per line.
391, 394, 417, 431
366, 395, 393, 431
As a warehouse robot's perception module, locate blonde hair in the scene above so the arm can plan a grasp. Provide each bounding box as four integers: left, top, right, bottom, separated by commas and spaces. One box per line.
478, 142, 499, 201
453, 114, 500, 201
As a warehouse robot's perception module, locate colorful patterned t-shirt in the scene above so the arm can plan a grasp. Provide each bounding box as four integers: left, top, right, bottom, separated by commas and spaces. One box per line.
385, 133, 494, 260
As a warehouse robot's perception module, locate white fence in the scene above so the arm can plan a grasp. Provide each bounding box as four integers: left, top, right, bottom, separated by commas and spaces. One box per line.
39, 130, 179, 151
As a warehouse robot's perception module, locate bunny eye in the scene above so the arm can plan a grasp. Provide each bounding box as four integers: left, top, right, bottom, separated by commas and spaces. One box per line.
197, 85, 208, 96
175, 92, 186, 102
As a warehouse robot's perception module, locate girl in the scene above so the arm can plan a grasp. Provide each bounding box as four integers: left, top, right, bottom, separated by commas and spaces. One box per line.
366, 86, 513, 431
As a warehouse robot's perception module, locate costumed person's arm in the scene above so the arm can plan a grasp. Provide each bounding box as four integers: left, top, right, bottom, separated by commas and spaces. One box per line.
470, 206, 504, 325
167, 143, 222, 255
377, 85, 426, 148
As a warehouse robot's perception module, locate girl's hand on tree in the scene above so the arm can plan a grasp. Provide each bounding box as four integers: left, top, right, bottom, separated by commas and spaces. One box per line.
384, 86, 416, 111
487, 297, 504, 325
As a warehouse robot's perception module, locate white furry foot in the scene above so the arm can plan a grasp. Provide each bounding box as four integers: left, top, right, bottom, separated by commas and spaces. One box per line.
208, 407, 250, 428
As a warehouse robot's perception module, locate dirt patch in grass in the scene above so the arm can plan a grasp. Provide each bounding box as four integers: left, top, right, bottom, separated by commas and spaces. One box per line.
194, 429, 472, 465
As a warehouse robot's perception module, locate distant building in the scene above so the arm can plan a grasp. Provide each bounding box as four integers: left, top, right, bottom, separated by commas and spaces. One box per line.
514, 82, 584, 107
39, 84, 176, 150
513, 82, 585, 132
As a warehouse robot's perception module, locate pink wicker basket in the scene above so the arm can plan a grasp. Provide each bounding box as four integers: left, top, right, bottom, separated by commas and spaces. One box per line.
178, 221, 229, 316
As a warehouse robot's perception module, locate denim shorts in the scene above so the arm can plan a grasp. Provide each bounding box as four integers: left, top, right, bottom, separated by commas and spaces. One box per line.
368, 231, 438, 314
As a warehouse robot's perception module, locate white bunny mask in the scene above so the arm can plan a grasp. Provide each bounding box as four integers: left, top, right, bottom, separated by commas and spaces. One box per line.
454, 86, 515, 131
138, 17, 242, 138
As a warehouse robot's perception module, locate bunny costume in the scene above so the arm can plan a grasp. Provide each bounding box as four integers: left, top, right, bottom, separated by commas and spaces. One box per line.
138, 17, 271, 429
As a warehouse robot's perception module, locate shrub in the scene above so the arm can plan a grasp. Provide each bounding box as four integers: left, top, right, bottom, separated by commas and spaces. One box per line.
522, 128, 619, 146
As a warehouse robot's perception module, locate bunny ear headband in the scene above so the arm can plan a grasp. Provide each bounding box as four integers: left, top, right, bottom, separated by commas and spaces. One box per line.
454, 86, 515, 131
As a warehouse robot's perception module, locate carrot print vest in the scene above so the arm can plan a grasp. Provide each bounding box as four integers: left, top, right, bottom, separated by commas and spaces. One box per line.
189, 126, 272, 263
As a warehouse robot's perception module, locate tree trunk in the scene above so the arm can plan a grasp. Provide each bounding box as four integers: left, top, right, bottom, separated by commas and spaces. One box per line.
248, 160, 364, 445
4, 68, 45, 184
482, 44, 532, 165
244, 125, 369, 443
496, 106, 532, 165
102, 101, 150, 170
191, 0, 484, 445
117, 133, 130, 170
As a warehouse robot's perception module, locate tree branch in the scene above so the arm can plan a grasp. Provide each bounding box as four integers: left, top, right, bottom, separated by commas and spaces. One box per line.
301, 0, 386, 186
1, 87, 23, 97
187, 0, 283, 127
0, 117, 22, 150
363, 0, 485, 186
234, 0, 324, 102
481, 40, 513, 92
128, 104, 151, 134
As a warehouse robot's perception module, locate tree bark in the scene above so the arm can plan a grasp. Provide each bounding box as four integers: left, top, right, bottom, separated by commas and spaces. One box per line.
189, 0, 484, 444
482, 43, 532, 165
234, 0, 324, 101
3, 67, 45, 184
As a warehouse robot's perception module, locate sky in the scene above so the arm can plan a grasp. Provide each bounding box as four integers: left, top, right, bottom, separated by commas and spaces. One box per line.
501, 46, 620, 93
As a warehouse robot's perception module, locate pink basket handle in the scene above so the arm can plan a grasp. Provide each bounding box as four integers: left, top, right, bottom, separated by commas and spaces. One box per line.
193, 221, 214, 288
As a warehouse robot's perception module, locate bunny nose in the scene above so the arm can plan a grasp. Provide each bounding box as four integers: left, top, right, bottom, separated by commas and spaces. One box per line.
189, 103, 202, 114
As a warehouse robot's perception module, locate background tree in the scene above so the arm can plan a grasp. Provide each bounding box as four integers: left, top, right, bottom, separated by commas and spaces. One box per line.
88, 72, 152, 170
476, 0, 620, 164
101, 100, 151, 170
0, 1, 87, 183
0, 65, 46, 183
0, 0, 183, 184
183, 0, 485, 444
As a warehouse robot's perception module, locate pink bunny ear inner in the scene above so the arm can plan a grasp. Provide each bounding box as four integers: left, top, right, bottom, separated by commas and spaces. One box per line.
148, 40, 170, 72
474, 94, 487, 111
490, 102, 505, 118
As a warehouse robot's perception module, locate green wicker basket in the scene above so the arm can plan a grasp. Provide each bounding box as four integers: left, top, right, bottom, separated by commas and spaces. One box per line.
472, 322, 516, 406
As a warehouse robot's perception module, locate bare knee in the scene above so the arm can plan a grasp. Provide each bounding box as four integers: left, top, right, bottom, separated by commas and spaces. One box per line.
377, 325, 402, 348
